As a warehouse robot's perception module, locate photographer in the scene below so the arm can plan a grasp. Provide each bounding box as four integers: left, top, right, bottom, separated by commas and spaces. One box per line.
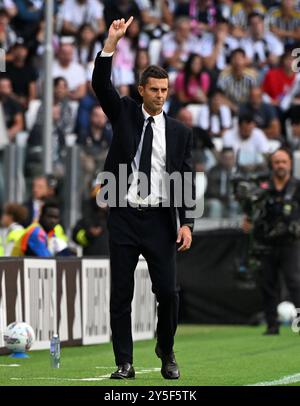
243, 148, 300, 335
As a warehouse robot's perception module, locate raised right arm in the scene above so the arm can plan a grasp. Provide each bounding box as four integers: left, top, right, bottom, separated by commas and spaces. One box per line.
91, 17, 134, 123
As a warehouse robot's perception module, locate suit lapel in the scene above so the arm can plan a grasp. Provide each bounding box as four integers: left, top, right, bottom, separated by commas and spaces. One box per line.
134, 106, 145, 153
164, 113, 176, 173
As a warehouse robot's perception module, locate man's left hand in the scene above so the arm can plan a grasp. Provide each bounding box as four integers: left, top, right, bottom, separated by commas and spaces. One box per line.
177, 226, 192, 252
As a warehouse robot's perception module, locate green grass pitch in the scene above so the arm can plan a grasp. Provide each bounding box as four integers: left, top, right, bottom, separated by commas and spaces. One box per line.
1, 325, 300, 386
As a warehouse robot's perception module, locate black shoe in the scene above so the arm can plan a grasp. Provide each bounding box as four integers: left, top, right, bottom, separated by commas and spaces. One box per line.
110, 363, 135, 379
155, 344, 180, 379
263, 326, 280, 335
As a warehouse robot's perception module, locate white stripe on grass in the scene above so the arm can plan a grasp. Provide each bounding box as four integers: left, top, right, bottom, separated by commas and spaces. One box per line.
0, 364, 20, 367
10, 367, 161, 382
247, 373, 300, 386
11, 377, 110, 382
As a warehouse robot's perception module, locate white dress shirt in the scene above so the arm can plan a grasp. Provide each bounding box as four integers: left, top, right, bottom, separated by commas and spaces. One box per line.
100, 51, 168, 206
127, 105, 167, 206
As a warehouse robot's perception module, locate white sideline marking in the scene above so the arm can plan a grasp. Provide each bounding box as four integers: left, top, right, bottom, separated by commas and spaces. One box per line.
95, 366, 159, 370
10, 367, 160, 382
0, 364, 20, 367
248, 373, 300, 386
11, 377, 109, 382
136, 368, 161, 374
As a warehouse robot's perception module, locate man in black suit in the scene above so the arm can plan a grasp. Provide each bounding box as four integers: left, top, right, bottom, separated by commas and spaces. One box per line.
92, 17, 195, 380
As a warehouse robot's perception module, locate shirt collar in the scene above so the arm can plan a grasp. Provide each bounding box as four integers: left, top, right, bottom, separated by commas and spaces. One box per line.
142, 104, 164, 126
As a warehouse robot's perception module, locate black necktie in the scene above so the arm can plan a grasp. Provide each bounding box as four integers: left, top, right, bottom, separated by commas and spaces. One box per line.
138, 116, 154, 199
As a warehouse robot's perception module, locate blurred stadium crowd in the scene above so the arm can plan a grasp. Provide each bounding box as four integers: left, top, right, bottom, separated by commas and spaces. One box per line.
1, 0, 300, 257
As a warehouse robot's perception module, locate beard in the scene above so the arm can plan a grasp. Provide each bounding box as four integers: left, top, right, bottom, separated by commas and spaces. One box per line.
274, 168, 289, 179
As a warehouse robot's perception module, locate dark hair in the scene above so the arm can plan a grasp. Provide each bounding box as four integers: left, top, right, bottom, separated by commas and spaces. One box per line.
238, 112, 255, 124
139, 65, 169, 86
183, 53, 204, 95
279, 46, 294, 67
211, 88, 225, 98
230, 48, 246, 61
0, 8, 9, 18
221, 147, 234, 154
54, 76, 68, 87
289, 105, 300, 124
78, 22, 96, 35
4, 203, 28, 225
40, 199, 60, 217
270, 147, 293, 163
77, 23, 98, 64
216, 16, 230, 24
134, 48, 150, 71
248, 12, 264, 24
125, 17, 141, 51
0, 74, 11, 82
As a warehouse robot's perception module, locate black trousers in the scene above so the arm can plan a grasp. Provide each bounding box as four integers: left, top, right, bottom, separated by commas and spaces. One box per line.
108, 206, 178, 365
261, 241, 300, 327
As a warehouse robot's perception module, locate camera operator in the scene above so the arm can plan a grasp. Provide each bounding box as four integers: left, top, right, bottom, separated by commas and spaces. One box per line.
243, 147, 300, 335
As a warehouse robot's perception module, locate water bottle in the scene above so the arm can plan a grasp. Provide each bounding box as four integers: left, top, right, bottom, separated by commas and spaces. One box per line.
50, 334, 60, 368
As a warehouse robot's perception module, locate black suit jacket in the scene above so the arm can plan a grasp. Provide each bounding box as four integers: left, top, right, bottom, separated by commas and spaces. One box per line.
92, 52, 195, 236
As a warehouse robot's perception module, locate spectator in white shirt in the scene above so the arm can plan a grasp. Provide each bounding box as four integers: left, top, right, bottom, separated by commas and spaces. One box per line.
223, 113, 269, 159
59, 0, 106, 36
160, 16, 202, 72
200, 17, 239, 72
205, 89, 233, 137
240, 12, 284, 77
136, 0, 174, 27
53, 42, 87, 101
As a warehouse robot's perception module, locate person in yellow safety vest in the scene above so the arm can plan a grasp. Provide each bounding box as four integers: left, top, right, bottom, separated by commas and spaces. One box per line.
12, 200, 74, 257
0, 203, 28, 256
0, 239, 3, 256
53, 224, 68, 242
